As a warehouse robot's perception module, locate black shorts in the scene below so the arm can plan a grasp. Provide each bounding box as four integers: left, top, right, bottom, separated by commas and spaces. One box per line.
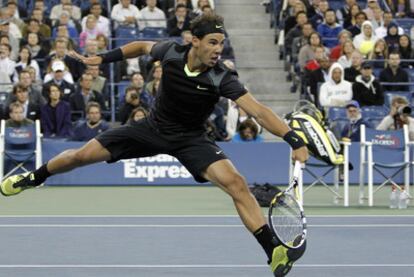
95, 118, 227, 183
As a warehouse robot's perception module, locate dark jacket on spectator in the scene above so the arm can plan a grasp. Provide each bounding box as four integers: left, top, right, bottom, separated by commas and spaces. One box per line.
307, 68, 328, 106
40, 101, 73, 138
344, 66, 361, 82
72, 120, 110, 141
42, 79, 76, 101
341, 118, 373, 141
69, 89, 106, 121
379, 67, 409, 91
347, 24, 361, 37
119, 103, 147, 124
352, 75, 384, 106
167, 16, 190, 36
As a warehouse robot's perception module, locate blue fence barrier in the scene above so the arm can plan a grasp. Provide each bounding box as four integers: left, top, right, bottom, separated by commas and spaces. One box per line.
41, 140, 408, 186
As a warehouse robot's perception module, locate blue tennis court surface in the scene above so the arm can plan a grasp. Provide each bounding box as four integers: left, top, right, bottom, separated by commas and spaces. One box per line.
0, 215, 413, 277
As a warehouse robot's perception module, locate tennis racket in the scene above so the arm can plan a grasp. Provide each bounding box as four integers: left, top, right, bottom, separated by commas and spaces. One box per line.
268, 161, 307, 249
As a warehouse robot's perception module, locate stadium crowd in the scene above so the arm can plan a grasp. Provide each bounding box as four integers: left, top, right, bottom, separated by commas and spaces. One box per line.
279, 0, 414, 142
0, 0, 261, 143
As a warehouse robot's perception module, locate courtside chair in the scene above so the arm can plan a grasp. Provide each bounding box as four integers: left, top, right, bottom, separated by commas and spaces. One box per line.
359, 124, 411, 206
0, 120, 43, 181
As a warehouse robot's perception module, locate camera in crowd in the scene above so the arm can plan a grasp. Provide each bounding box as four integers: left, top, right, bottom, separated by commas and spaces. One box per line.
396, 105, 412, 116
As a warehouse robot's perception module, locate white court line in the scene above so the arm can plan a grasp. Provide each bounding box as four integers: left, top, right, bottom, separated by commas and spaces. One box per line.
0, 224, 413, 228
0, 215, 413, 218
0, 264, 412, 268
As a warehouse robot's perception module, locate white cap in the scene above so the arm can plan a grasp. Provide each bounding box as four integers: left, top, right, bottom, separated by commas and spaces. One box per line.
52, 60, 65, 72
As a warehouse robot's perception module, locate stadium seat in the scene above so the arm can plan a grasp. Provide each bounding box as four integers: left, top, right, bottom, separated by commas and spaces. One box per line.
394, 18, 414, 34
142, 27, 167, 39
0, 120, 43, 180
359, 124, 411, 206
114, 26, 141, 48
327, 107, 347, 121
361, 105, 388, 118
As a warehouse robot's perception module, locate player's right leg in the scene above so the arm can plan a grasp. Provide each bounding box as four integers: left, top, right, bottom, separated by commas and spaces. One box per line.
0, 139, 110, 196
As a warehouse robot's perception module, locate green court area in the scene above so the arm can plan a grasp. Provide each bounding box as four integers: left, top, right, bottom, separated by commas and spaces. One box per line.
0, 185, 412, 215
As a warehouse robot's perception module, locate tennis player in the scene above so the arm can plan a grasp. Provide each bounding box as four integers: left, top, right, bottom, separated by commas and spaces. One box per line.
1, 13, 308, 276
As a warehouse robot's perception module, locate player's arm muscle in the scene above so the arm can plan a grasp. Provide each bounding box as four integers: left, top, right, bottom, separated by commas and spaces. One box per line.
121, 41, 156, 58
235, 92, 291, 137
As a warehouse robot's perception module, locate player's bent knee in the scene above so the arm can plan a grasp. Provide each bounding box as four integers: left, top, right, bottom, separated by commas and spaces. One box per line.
223, 173, 249, 198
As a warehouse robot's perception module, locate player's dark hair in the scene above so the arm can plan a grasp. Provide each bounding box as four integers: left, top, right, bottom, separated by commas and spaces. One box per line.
190, 13, 224, 39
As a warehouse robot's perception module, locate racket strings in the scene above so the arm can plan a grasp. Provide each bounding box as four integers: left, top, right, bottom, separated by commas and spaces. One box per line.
271, 195, 303, 246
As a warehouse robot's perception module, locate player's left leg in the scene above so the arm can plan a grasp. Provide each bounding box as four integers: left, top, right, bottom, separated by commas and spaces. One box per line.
202, 159, 306, 276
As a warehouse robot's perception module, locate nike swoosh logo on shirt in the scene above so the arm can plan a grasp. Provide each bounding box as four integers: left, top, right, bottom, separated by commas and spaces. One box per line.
216, 150, 223, 154
197, 85, 208, 90
216, 25, 223, 29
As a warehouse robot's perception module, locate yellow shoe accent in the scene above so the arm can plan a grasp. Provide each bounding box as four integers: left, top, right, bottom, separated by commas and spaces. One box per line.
270, 240, 299, 277
0, 173, 30, 197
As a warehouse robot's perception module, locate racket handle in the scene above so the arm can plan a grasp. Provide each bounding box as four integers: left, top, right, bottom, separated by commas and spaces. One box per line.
293, 161, 302, 179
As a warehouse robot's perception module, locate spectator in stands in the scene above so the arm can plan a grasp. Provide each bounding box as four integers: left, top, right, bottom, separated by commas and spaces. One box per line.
0, 43, 15, 80
167, 3, 191, 36
310, 0, 329, 28
87, 65, 108, 98
181, 30, 192, 45
24, 32, 49, 62
84, 39, 109, 79
363, 0, 379, 20
139, 0, 167, 29
13, 46, 41, 83
45, 38, 82, 81
7, 70, 46, 108
96, 33, 109, 52
81, 3, 110, 37
5, 102, 33, 128
119, 86, 147, 124
42, 62, 76, 101
386, 0, 411, 18
231, 119, 263, 143
303, 45, 324, 71
41, 84, 72, 138
44, 60, 74, 85
191, 0, 214, 18
345, 50, 363, 81
22, 18, 50, 40
26, 66, 43, 91
52, 11, 79, 39
0, 8, 22, 46
6, 0, 27, 20
343, 4, 361, 30
398, 35, 414, 67
384, 22, 401, 52
130, 72, 145, 94
298, 32, 327, 70
341, 100, 372, 141
368, 38, 389, 68
111, 0, 141, 28
375, 11, 404, 39
291, 22, 313, 63
70, 73, 105, 120
54, 25, 78, 50
317, 9, 343, 49
379, 52, 409, 91
72, 102, 110, 141
330, 30, 352, 61
283, 0, 307, 36
337, 39, 355, 69
79, 15, 102, 48
127, 106, 148, 123
30, 8, 52, 36
319, 63, 353, 108
352, 61, 384, 106
50, 0, 82, 23
370, 6, 384, 30
377, 96, 413, 135
347, 11, 367, 37
337, 0, 357, 26
5, 83, 40, 121
308, 54, 331, 105
353, 20, 377, 56
285, 11, 308, 59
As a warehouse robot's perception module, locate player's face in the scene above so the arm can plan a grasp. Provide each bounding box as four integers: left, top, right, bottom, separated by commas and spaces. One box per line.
193, 33, 225, 67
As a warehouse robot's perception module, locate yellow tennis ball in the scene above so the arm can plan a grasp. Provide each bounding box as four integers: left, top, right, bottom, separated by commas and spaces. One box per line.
359, 41, 374, 55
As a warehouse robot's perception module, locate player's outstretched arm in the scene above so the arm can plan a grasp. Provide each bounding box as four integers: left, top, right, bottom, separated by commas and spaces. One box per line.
235, 92, 309, 162
68, 41, 156, 66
